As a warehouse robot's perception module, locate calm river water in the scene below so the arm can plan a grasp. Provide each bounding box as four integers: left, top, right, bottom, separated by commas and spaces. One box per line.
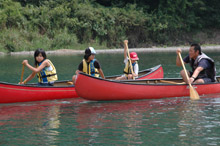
0, 51, 220, 145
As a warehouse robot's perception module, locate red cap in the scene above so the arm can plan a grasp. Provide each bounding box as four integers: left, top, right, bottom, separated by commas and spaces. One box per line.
130, 52, 139, 60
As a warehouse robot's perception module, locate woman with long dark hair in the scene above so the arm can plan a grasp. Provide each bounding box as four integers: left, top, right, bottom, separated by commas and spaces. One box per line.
19, 48, 58, 86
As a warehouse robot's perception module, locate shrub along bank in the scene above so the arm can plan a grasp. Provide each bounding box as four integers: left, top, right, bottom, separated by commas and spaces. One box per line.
1, 0, 220, 53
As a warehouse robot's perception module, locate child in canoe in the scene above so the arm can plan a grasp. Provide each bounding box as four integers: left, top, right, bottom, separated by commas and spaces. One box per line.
19, 48, 58, 86
116, 40, 139, 80
72, 47, 105, 84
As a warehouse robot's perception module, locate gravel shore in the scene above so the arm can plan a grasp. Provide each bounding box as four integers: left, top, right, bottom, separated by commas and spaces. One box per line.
1, 45, 220, 56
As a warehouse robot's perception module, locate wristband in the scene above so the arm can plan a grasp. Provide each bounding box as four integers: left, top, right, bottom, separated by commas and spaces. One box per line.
191, 76, 196, 80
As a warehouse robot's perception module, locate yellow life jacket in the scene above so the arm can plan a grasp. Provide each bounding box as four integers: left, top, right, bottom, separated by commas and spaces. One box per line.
123, 61, 138, 77
37, 59, 58, 83
82, 59, 99, 77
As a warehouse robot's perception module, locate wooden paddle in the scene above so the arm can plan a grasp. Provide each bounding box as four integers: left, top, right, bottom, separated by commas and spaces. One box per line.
20, 64, 25, 83
178, 52, 200, 100
160, 80, 185, 84
124, 40, 135, 80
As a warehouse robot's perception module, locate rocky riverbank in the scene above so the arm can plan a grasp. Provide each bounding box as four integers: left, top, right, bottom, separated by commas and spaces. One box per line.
1, 45, 220, 56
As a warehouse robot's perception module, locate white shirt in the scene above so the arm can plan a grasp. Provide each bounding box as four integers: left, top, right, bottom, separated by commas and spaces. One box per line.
124, 57, 139, 75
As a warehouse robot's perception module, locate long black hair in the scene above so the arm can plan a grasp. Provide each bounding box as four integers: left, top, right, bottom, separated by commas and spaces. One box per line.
34, 48, 47, 66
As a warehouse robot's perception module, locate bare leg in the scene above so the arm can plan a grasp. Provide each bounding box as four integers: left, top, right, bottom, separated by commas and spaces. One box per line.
127, 74, 133, 80
115, 76, 127, 80
194, 79, 204, 84
72, 75, 76, 84
180, 70, 190, 83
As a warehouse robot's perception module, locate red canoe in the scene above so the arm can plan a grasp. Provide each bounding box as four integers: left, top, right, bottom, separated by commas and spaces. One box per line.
0, 65, 163, 104
75, 73, 220, 101
0, 81, 78, 104
106, 64, 163, 80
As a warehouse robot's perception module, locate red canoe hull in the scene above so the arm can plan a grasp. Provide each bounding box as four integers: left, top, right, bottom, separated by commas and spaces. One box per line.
0, 82, 77, 103
0, 65, 163, 104
75, 73, 220, 101
135, 65, 163, 79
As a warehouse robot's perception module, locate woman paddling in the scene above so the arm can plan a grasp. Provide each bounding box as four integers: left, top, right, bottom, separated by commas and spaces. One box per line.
19, 48, 58, 86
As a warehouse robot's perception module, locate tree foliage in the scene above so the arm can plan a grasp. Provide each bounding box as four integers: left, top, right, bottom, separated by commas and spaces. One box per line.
0, 0, 220, 52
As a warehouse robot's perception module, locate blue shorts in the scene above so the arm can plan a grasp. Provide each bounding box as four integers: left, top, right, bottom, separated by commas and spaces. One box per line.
189, 71, 213, 83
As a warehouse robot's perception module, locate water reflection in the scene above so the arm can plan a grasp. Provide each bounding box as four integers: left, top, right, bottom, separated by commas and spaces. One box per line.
75, 98, 187, 145
0, 96, 220, 145
45, 105, 61, 143
0, 101, 62, 145
178, 100, 205, 145
178, 96, 220, 146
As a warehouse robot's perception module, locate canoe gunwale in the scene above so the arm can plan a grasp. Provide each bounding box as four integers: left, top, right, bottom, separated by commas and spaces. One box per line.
0, 80, 75, 88
77, 72, 220, 86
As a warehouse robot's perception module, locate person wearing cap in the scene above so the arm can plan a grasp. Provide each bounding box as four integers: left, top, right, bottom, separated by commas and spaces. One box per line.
72, 47, 105, 84
116, 40, 139, 80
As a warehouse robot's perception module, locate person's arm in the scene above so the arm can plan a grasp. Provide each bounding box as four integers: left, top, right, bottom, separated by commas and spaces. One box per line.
20, 59, 49, 84
98, 69, 105, 79
22, 72, 36, 84
176, 48, 182, 66
75, 62, 83, 75
190, 66, 204, 83
22, 60, 50, 73
75, 70, 80, 75
123, 40, 128, 60
190, 59, 210, 83
94, 60, 105, 78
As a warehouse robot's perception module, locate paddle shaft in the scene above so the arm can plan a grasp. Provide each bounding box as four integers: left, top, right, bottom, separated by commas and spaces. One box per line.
20, 64, 25, 83
124, 41, 135, 80
178, 53, 191, 83
178, 52, 200, 100
160, 80, 185, 84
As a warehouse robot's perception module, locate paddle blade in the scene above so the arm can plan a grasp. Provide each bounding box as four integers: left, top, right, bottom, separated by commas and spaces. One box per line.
189, 86, 200, 100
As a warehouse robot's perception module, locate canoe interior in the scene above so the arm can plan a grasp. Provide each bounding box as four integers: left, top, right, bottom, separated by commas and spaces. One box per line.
6, 65, 161, 87
21, 80, 74, 87
119, 76, 220, 85
106, 65, 161, 80
106, 69, 150, 80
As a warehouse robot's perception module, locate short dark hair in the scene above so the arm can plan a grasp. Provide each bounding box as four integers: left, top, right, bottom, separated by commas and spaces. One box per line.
34, 48, 47, 66
191, 44, 201, 55
84, 54, 90, 60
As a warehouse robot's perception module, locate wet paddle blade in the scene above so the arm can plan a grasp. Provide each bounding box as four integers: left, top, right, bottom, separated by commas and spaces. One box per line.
189, 86, 200, 100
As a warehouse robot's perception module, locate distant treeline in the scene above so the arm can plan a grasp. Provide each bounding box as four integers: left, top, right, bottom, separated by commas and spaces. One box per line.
0, 0, 220, 52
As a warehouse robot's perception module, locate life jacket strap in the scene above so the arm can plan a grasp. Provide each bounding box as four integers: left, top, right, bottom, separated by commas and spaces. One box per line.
37, 73, 57, 78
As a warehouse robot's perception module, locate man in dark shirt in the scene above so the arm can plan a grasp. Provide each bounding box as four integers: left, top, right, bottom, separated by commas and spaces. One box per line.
176, 44, 216, 84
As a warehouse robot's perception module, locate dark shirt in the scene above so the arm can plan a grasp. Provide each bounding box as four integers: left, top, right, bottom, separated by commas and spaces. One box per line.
183, 55, 212, 70
78, 60, 101, 71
